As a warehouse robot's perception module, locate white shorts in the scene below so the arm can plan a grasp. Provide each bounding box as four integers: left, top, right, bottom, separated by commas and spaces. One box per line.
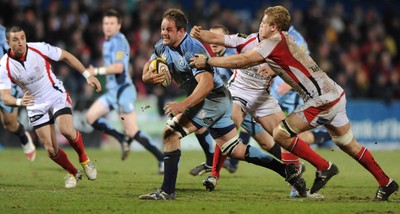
27, 92, 73, 128
228, 84, 282, 118
294, 91, 349, 127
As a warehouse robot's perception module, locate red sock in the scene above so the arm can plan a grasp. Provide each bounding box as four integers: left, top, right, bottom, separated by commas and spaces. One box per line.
281, 151, 300, 166
212, 145, 227, 179
68, 131, 88, 163
288, 137, 330, 171
356, 147, 390, 187
50, 149, 78, 175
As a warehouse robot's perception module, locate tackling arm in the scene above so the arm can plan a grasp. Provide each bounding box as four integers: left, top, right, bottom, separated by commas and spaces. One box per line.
190, 25, 225, 45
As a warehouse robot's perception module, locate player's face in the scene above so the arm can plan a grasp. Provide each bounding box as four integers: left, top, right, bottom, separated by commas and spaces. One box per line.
209, 28, 226, 56
161, 18, 184, 48
7, 30, 27, 57
258, 15, 276, 40
103, 16, 121, 39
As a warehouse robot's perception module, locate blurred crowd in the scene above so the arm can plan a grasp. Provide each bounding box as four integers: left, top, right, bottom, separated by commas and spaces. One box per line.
1, 0, 400, 106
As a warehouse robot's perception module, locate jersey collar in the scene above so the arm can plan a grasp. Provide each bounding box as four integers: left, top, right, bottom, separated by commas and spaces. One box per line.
8, 45, 28, 62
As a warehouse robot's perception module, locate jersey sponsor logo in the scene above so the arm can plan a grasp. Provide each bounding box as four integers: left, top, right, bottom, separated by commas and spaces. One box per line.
115, 51, 125, 60
203, 117, 214, 126
29, 114, 44, 123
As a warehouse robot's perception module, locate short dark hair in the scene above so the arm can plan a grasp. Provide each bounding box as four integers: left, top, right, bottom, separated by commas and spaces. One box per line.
104, 9, 122, 24
162, 8, 188, 31
210, 25, 229, 35
6, 26, 24, 40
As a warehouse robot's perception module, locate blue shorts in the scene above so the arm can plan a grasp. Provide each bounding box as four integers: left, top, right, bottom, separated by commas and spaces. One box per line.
99, 83, 137, 114
278, 90, 304, 115
187, 87, 235, 137
240, 114, 264, 136
0, 85, 23, 113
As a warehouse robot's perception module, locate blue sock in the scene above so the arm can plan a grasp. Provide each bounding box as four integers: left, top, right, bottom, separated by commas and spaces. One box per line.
14, 123, 28, 145
133, 131, 164, 161
161, 149, 181, 194
244, 145, 285, 178
196, 130, 214, 166
92, 118, 125, 143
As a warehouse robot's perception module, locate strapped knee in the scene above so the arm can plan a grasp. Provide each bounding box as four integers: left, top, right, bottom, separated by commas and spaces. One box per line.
220, 136, 240, 156
332, 128, 353, 146
277, 119, 298, 138
166, 117, 189, 139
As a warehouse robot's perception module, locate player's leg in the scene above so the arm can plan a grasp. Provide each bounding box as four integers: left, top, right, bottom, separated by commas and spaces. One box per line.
0, 107, 36, 161
325, 101, 398, 201
35, 123, 81, 188
139, 113, 198, 200
121, 110, 164, 173
57, 110, 97, 181
273, 110, 338, 194
211, 125, 306, 196
119, 85, 164, 167
86, 97, 127, 146
190, 127, 214, 176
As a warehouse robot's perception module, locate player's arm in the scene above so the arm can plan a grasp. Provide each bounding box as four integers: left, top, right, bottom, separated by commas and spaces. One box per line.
142, 59, 167, 85
0, 90, 34, 107
59, 49, 102, 92
181, 72, 213, 108
190, 25, 225, 45
164, 71, 213, 116
191, 50, 264, 69
88, 62, 124, 76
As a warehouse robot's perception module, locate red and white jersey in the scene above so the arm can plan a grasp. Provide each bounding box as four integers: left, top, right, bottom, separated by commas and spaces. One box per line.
224, 33, 273, 90
254, 32, 343, 102
0, 42, 65, 103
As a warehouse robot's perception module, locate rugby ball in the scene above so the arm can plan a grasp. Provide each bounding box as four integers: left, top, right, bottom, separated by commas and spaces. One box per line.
149, 57, 172, 87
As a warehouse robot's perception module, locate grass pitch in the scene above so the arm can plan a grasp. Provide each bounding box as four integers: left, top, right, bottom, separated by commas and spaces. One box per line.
0, 148, 399, 214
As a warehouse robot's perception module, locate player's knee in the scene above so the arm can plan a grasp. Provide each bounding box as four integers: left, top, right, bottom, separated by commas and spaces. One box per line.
273, 120, 297, 142
220, 136, 240, 156
332, 128, 353, 146
162, 127, 180, 143
164, 117, 189, 139
59, 128, 76, 141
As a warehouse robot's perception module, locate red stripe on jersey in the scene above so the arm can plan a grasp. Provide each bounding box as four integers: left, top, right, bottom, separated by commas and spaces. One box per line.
66, 91, 72, 104
236, 37, 256, 53
28, 47, 55, 85
6, 57, 15, 84
268, 32, 314, 81
303, 92, 345, 123
201, 42, 215, 57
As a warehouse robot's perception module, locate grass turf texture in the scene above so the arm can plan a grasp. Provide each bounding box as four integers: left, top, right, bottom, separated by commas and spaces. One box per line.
0, 148, 399, 213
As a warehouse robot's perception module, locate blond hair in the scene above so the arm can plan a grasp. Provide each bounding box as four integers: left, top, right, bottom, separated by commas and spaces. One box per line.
264, 6, 291, 31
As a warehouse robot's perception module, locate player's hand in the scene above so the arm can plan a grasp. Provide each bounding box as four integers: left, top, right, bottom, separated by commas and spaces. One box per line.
189, 54, 207, 69
142, 66, 166, 85
20, 91, 35, 106
190, 25, 202, 39
86, 76, 102, 92
87, 65, 96, 75
164, 101, 186, 117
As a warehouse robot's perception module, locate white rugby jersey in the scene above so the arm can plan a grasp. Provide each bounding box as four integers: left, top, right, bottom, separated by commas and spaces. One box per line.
254, 32, 343, 102
0, 42, 65, 102
224, 33, 273, 90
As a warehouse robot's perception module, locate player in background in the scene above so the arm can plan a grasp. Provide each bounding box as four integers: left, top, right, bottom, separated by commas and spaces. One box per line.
0, 26, 100, 188
139, 8, 306, 200
0, 24, 36, 161
191, 5, 398, 201
85, 10, 164, 173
